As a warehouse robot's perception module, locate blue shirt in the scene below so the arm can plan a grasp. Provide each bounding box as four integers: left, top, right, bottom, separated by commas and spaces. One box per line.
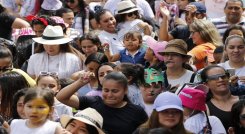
119, 47, 146, 65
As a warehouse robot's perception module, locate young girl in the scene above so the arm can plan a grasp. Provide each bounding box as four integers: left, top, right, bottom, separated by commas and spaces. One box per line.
114, 63, 145, 108
36, 72, 73, 121
78, 31, 103, 57
11, 88, 29, 121
10, 88, 63, 134
104, 31, 146, 66
115, 0, 152, 41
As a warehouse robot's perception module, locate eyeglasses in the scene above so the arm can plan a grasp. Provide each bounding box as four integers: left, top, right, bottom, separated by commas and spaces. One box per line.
206, 74, 228, 81
240, 114, 245, 120
39, 71, 58, 78
227, 6, 241, 11
65, 0, 75, 3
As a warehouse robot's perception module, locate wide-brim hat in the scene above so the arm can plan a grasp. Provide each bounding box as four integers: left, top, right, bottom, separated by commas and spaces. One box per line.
32, 25, 72, 45
145, 35, 167, 61
158, 39, 192, 58
116, 0, 140, 14
60, 107, 105, 134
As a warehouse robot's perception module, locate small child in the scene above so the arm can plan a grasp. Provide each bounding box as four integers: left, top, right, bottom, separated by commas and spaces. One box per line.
36, 71, 73, 121
114, 63, 145, 108
115, 0, 152, 41
104, 31, 146, 66
10, 88, 63, 134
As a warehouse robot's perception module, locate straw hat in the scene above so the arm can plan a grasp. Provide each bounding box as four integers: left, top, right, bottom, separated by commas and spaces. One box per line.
32, 25, 72, 45
116, 0, 139, 14
158, 39, 192, 58
60, 107, 105, 134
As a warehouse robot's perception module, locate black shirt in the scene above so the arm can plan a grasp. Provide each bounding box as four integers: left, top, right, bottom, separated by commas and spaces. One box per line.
79, 96, 148, 134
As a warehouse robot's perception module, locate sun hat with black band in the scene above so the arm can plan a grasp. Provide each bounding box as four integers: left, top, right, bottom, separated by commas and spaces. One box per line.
32, 25, 72, 45
116, 0, 140, 14
60, 107, 105, 134
158, 39, 192, 58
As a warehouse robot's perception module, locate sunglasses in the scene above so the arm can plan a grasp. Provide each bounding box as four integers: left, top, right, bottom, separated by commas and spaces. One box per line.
206, 74, 228, 81
240, 114, 245, 120
39, 71, 58, 78
65, 0, 75, 3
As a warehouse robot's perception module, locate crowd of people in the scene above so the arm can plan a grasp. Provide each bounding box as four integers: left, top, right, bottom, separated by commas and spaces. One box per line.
0, 0, 245, 133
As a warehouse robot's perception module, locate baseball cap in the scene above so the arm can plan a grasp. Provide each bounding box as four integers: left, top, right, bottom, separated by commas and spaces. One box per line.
154, 91, 183, 112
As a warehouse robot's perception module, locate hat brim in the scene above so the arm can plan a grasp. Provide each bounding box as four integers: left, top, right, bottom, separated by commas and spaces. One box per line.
32, 37, 72, 45
158, 49, 192, 59
156, 104, 183, 112
60, 115, 105, 134
117, 8, 140, 14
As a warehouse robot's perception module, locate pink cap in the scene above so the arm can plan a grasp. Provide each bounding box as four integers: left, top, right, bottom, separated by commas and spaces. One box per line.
146, 36, 167, 61
179, 88, 206, 111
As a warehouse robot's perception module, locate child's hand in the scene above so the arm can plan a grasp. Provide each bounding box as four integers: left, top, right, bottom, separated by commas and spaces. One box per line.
102, 43, 110, 52
239, 76, 245, 84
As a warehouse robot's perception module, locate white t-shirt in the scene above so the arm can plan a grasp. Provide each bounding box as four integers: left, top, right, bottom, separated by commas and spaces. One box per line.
143, 103, 153, 117
219, 61, 245, 85
10, 119, 60, 134
98, 30, 124, 55
103, 0, 154, 20
27, 52, 82, 79
184, 112, 226, 134
165, 70, 196, 94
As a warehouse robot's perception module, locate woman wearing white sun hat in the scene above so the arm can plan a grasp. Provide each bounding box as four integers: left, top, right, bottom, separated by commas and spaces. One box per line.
60, 107, 105, 134
27, 25, 82, 79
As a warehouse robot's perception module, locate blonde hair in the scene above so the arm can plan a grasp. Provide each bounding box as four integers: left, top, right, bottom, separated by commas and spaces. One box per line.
190, 19, 222, 47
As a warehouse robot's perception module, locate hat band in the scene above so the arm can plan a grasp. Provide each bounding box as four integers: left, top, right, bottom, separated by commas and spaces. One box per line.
42, 35, 64, 40
75, 114, 101, 128
118, 6, 137, 14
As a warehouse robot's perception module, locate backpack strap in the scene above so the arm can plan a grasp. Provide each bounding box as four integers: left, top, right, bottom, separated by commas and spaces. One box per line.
163, 71, 169, 88
190, 72, 196, 83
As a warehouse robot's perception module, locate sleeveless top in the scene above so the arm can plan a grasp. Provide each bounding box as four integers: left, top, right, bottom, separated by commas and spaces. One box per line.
206, 100, 231, 132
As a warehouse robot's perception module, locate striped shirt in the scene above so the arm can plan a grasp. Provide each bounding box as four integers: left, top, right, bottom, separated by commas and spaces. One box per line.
210, 16, 245, 36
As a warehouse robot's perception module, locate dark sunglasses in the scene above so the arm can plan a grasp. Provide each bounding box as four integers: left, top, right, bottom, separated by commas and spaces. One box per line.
65, 0, 75, 3
39, 71, 58, 78
240, 114, 245, 120
207, 74, 228, 81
